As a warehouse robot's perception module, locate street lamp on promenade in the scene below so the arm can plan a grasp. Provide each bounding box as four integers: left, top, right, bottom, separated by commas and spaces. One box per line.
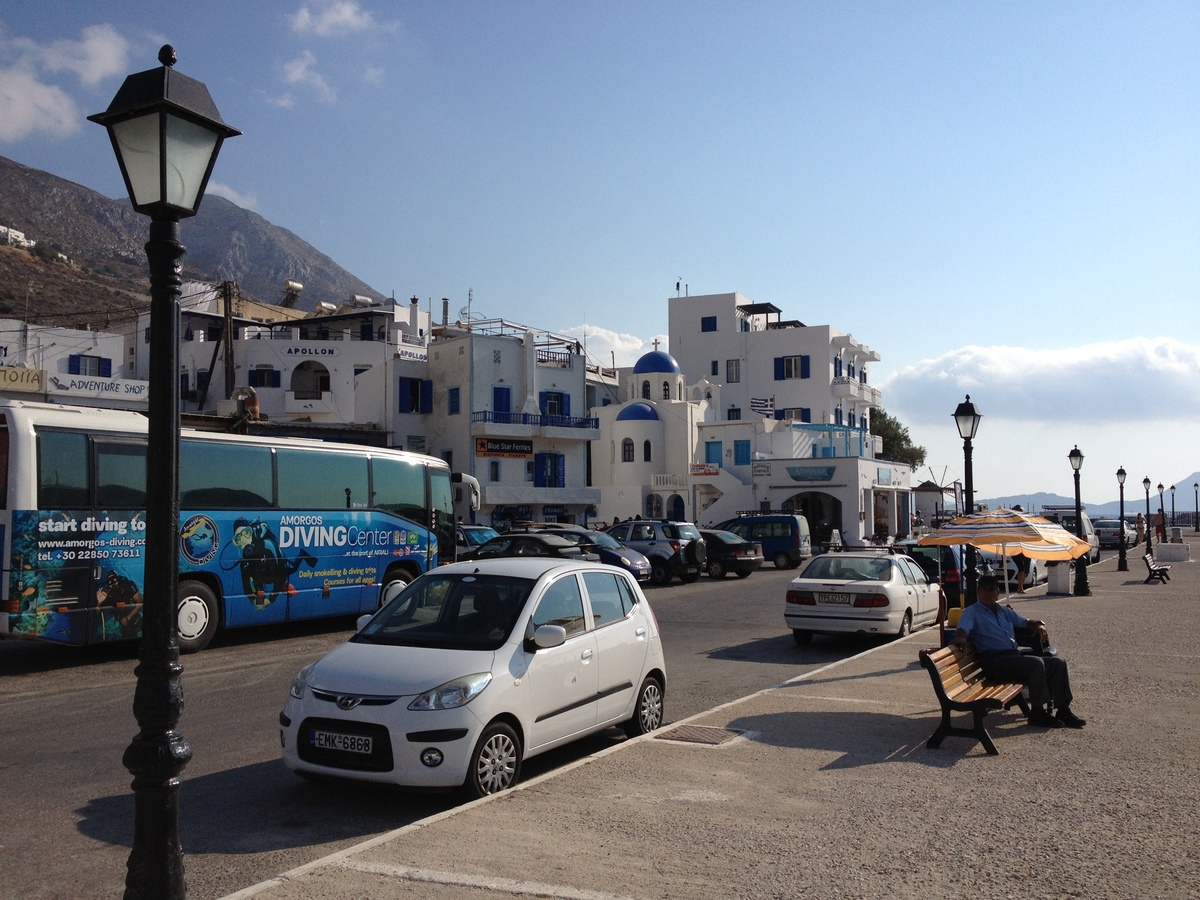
1194, 482, 1198, 533
1068, 446, 1089, 595
1116, 467, 1128, 572
1143, 477, 1153, 554
1170, 484, 1176, 528
90, 46, 239, 900
953, 395, 982, 605
1158, 483, 1165, 544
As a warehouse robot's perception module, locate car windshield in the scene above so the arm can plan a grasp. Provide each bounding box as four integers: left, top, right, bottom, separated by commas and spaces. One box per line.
800, 556, 892, 581
353, 573, 535, 650
461, 526, 500, 546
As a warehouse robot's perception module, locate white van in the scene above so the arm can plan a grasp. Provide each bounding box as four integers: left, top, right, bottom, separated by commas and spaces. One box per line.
1039, 506, 1100, 562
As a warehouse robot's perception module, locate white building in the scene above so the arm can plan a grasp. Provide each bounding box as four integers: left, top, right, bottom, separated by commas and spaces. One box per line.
425, 318, 600, 527
0, 318, 148, 408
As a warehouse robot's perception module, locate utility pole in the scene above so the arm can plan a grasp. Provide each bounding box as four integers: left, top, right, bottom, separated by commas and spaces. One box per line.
222, 281, 235, 399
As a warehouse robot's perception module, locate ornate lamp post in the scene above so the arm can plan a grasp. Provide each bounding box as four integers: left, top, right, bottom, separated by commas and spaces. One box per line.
1193, 482, 1198, 533
1116, 467, 1128, 572
90, 46, 239, 900
1068, 446, 1089, 595
953, 395, 982, 605
1170, 484, 1176, 528
1143, 477, 1153, 554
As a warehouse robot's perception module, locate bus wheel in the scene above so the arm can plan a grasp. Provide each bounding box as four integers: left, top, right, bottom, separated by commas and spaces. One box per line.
379, 571, 413, 609
178, 581, 218, 653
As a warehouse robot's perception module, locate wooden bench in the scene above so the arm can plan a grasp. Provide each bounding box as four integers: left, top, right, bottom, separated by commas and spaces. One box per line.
918, 642, 1030, 756
1143, 553, 1171, 584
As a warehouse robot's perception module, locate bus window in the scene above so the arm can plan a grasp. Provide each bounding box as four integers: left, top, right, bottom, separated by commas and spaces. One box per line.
0, 422, 8, 508
38, 430, 89, 508
429, 468, 455, 562
96, 440, 147, 508
277, 449, 369, 509
181, 440, 273, 508
372, 455, 427, 525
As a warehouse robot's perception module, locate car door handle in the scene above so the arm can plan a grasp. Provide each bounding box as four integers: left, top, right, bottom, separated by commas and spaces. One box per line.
635, 627, 647, 639
581, 649, 594, 662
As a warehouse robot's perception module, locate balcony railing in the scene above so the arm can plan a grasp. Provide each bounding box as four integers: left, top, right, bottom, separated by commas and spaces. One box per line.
471, 411, 598, 429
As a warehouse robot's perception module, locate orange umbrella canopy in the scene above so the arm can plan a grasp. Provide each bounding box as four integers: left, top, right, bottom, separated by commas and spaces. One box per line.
918, 508, 1091, 560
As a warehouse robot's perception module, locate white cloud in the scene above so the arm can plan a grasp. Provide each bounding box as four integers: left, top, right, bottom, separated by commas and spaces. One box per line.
205, 181, 257, 210
881, 337, 1200, 424
0, 67, 79, 141
289, 1, 380, 38
281, 50, 336, 103
561, 324, 667, 369
35, 24, 129, 87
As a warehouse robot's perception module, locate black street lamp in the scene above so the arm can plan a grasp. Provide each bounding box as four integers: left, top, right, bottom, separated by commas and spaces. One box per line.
1170, 484, 1176, 528
1194, 482, 1198, 533
953, 395, 982, 605
1158, 483, 1165, 544
1116, 467, 1128, 572
1068, 445, 1090, 595
1143, 477, 1153, 554
90, 46, 239, 900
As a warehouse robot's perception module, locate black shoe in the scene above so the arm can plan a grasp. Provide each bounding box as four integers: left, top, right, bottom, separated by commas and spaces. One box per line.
1056, 708, 1086, 728
1028, 710, 1065, 729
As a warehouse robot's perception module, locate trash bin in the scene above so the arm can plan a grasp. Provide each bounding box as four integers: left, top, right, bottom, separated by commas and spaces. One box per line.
1047, 560, 1073, 594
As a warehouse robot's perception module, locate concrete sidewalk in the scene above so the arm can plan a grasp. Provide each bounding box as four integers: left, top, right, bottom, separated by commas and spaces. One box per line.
226, 544, 1200, 899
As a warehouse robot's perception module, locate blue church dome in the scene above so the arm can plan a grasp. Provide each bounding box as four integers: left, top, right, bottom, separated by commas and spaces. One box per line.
632, 350, 681, 375
616, 402, 660, 422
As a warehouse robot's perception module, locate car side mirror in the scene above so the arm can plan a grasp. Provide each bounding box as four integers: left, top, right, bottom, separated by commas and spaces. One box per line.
526, 623, 567, 652
356, 613, 373, 632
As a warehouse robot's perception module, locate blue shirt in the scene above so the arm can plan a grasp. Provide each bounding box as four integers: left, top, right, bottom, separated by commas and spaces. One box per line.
956, 602, 1029, 652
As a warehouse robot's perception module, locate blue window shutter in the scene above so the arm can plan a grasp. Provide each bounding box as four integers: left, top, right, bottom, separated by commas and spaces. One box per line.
248, 369, 259, 387
272, 370, 281, 388
774, 409, 785, 420
69, 354, 81, 375
398, 378, 412, 413
562, 394, 571, 417
556, 454, 565, 487
538, 391, 548, 416
180, 373, 190, 396
801, 408, 811, 423
774, 357, 785, 380
800, 356, 810, 379
100, 358, 112, 377
420, 380, 433, 413
534, 453, 547, 487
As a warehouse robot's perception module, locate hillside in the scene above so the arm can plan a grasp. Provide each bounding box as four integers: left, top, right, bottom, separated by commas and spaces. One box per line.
0, 155, 385, 326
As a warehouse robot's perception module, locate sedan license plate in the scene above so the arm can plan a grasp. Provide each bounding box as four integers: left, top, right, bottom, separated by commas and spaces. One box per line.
312, 730, 372, 754
819, 592, 851, 605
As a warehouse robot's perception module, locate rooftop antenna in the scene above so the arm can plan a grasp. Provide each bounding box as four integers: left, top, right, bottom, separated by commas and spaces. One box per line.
676, 278, 681, 297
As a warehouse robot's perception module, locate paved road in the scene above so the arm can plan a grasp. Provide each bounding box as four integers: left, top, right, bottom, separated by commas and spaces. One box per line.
0, 564, 873, 900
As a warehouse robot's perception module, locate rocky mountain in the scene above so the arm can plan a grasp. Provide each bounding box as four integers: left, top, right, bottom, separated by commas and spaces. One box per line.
0, 155, 385, 327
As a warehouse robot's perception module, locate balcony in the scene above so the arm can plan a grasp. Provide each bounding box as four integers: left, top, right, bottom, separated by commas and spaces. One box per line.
471, 410, 599, 439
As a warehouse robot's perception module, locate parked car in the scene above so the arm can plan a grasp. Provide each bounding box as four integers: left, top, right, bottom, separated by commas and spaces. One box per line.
531, 526, 652, 581
896, 540, 965, 607
1038, 506, 1100, 562
460, 533, 599, 562
280, 558, 667, 796
699, 529, 765, 579
714, 513, 812, 569
784, 550, 941, 645
456, 524, 500, 558
1094, 518, 1136, 549
978, 550, 1046, 587
606, 519, 707, 585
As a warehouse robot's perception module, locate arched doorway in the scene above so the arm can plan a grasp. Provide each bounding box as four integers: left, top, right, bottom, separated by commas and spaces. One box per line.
667, 494, 685, 521
783, 490, 842, 548
290, 361, 330, 398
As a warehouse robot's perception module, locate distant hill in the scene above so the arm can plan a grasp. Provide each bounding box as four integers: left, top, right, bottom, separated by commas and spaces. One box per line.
979, 474, 1200, 519
0, 155, 384, 327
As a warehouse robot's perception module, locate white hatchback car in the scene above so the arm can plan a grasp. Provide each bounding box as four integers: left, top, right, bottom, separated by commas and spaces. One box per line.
280, 557, 667, 797
784, 551, 942, 645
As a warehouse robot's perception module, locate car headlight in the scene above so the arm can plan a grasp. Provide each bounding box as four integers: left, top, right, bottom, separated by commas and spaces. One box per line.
408, 672, 492, 711
289, 663, 315, 700
619, 556, 632, 565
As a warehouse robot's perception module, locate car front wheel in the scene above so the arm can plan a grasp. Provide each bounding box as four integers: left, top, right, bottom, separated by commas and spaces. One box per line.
465, 722, 522, 798
624, 676, 665, 737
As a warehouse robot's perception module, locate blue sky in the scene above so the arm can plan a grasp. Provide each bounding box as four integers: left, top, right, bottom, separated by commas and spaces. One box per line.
2, 2, 1198, 500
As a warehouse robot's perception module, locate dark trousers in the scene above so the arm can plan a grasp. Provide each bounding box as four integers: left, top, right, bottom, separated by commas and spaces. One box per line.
977, 649, 1073, 712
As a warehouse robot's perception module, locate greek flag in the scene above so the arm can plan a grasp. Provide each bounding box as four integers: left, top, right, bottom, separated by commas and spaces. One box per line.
750, 396, 775, 415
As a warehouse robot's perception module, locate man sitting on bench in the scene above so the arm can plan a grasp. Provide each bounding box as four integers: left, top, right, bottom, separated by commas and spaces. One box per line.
953, 575, 1086, 730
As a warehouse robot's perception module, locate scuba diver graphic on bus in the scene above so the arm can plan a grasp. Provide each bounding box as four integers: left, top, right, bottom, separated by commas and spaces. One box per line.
223, 517, 317, 609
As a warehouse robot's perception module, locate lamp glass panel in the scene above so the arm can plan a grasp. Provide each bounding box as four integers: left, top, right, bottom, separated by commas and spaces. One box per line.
111, 113, 162, 207
165, 114, 219, 209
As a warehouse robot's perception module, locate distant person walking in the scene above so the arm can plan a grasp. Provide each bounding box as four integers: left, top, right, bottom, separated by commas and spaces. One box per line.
1136, 512, 1146, 543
